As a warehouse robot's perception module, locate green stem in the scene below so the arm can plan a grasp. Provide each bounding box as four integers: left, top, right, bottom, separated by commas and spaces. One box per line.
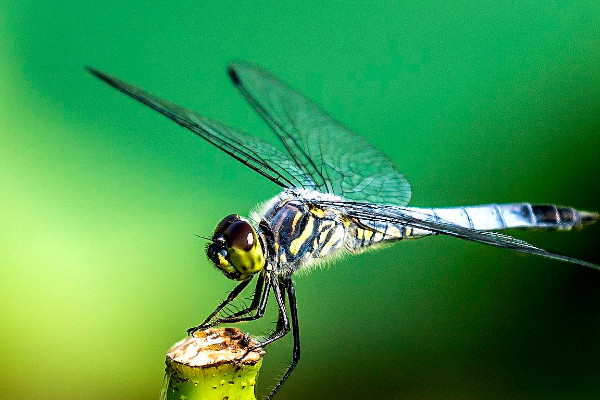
160, 328, 264, 400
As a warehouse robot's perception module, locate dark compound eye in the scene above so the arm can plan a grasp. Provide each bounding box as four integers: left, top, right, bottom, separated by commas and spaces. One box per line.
224, 220, 255, 251
215, 214, 240, 234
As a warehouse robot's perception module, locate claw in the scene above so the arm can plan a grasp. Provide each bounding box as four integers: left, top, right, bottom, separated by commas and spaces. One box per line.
234, 346, 258, 366
186, 327, 197, 336
234, 350, 249, 366
187, 320, 218, 336
187, 326, 203, 336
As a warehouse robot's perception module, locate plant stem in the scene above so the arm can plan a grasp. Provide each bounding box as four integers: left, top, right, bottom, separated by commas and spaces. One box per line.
160, 328, 264, 400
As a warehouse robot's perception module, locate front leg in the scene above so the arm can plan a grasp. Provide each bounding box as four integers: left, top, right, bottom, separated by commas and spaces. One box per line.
220, 273, 265, 319
187, 278, 251, 335
188, 272, 271, 335
215, 273, 271, 324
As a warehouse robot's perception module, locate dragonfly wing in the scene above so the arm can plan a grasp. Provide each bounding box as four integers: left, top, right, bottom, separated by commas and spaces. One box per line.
227, 62, 412, 206
321, 200, 599, 270
87, 67, 315, 190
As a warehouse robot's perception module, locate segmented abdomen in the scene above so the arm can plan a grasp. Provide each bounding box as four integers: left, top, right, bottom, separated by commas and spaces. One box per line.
407, 203, 597, 232
346, 218, 410, 251
345, 203, 597, 252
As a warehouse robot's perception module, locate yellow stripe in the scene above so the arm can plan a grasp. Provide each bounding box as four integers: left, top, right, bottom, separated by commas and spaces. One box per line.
290, 211, 303, 235
318, 223, 334, 243
320, 227, 343, 256
364, 229, 373, 241
341, 215, 351, 227
289, 216, 314, 256
405, 227, 412, 237
309, 204, 325, 218
356, 228, 364, 240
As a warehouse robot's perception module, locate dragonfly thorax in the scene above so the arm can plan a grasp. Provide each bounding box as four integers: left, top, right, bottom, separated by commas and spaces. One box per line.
207, 214, 265, 281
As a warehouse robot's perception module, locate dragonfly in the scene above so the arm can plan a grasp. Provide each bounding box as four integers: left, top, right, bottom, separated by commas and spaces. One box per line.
88, 62, 598, 400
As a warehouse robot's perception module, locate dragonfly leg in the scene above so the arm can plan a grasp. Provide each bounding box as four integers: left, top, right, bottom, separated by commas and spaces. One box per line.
221, 273, 266, 319
252, 275, 291, 348
203, 271, 272, 327
206, 273, 266, 326
187, 278, 252, 335
236, 275, 291, 363
215, 273, 270, 324
265, 277, 300, 400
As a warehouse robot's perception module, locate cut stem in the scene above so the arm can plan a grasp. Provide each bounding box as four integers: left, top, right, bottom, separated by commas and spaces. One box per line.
160, 328, 264, 400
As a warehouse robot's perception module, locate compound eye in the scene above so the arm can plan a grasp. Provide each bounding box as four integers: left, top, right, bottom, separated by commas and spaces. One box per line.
224, 220, 254, 251
215, 214, 240, 234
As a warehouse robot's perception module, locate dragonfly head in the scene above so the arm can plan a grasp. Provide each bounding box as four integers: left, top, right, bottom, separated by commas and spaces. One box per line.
206, 214, 265, 281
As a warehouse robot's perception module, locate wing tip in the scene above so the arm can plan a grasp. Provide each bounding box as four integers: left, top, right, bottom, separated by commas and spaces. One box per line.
227, 64, 241, 85
85, 65, 104, 78
227, 60, 267, 85
85, 66, 120, 89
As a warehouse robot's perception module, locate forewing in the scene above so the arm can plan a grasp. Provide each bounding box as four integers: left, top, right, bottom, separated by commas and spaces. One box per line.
87, 67, 315, 190
227, 61, 412, 206
321, 200, 599, 270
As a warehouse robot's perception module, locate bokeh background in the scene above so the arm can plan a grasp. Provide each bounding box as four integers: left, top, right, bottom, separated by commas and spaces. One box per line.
1, 1, 599, 399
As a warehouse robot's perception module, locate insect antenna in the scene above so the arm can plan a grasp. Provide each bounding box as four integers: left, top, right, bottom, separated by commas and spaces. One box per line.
193, 233, 214, 242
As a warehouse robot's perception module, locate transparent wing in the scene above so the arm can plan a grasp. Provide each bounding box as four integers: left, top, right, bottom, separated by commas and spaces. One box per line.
319, 199, 599, 270
228, 61, 412, 206
87, 67, 315, 190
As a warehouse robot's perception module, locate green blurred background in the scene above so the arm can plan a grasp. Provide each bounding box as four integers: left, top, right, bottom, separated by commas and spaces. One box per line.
1, 1, 599, 399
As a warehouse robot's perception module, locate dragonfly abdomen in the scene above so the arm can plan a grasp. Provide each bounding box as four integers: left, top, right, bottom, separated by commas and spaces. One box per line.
407, 203, 598, 231
346, 219, 411, 252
